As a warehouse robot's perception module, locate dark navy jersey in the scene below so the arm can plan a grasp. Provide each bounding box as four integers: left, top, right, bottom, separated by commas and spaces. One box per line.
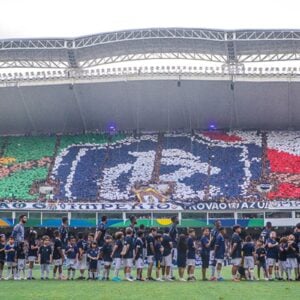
210, 227, 219, 250
134, 238, 144, 260
215, 234, 225, 259
200, 236, 210, 256
162, 234, 172, 256
39, 245, 52, 264
58, 225, 68, 245
256, 247, 266, 262
242, 242, 255, 257
155, 242, 163, 260
169, 224, 178, 245
266, 238, 278, 259
0, 242, 6, 261
123, 236, 134, 259
65, 245, 78, 259
16, 246, 26, 259
278, 243, 288, 261
28, 239, 38, 257
187, 237, 196, 259
286, 241, 299, 259
260, 228, 271, 243
88, 248, 99, 259
101, 243, 113, 262
129, 225, 137, 238
5, 244, 16, 262
96, 222, 107, 246
113, 240, 123, 259
77, 239, 88, 254
231, 233, 242, 259
146, 235, 155, 256
53, 238, 63, 260
294, 232, 300, 246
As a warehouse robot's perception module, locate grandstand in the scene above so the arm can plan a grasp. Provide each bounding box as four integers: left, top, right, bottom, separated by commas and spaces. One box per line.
0, 28, 300, 229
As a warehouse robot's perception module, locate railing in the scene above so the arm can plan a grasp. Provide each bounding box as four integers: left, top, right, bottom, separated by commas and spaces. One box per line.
1, 65, 300, 83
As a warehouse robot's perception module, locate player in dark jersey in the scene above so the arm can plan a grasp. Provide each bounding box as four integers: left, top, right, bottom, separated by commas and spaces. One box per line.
112, 231, 124, 282
95, 215, 108, 247
121, 227, 134, 282
260, 222, 272, 244
230, 225, 242, 282
27, 230, 38, 280
101, 235, 113, 280
200, 228, 211, 281
146, 227, 157, 281
0, 234, 6, 280
52, 230, 64, 280
169, 215, 179, 280
134, 231, 145, 281
38, 235, 52, 280
58, 216, 69, 250
77, 232, 88, 280
209, 219, 222, 280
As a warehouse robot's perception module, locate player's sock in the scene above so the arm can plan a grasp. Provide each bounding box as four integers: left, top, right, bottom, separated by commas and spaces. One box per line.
68, 270, 71, 279
217, 270, 221, 278
89, 271, 93, 279
72, 270, 75, 279
211, 266, 215, 277
28, 268, 32, 279
249, 270, 254, 280
114, 268, 119, 277
0, 269, 3, 279
287, 269, 291, 280
103, 269, 107, 278
93, 272, 97, 279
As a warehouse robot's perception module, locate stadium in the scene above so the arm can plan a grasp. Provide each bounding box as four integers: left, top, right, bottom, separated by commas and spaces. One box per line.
1, 13, 300, 300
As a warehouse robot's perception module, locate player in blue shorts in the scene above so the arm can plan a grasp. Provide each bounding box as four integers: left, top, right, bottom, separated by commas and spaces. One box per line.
5, 236, 17, 280
38, 235, 52, 280
16, 241, 26, 280
154, 234, 164, 281
27, 230, 38, 280
87, 241, 100, 280
187, 228, 196, 281
278, 236, 288, 280
214, 227, 226, 281
52, 230, 64, 280
266, 231, 279, 280
77, 232, 88, 280
255, 239, 268, 280
177, 234, 187, 281
200, 228, 211, 281
101, 235, 113, 280
0, 234, 6, 280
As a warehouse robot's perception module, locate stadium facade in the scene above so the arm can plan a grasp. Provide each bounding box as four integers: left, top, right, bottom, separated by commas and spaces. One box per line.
0, 28, 300, 229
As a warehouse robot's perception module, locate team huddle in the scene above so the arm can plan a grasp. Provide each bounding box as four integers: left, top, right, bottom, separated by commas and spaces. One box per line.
0, 214, 300, 282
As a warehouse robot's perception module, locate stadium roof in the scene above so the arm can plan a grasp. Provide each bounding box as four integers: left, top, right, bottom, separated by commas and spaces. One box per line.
2, 28, 300, 69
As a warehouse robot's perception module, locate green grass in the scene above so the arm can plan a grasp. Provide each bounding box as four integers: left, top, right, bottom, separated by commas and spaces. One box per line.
1, 267, 299, 300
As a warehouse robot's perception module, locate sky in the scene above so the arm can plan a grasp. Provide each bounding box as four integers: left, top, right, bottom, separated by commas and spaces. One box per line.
1, 0, 300, 39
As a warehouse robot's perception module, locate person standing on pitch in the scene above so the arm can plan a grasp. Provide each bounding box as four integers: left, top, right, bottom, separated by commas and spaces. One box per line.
11, 215, 27, 246
169, 215, 179, 279
209, 219, 222, 280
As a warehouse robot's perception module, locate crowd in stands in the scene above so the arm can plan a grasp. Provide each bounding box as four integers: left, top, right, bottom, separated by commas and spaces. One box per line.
0, 131, 299, 202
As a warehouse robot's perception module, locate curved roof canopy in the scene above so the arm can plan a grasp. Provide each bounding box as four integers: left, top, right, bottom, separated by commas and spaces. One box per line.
2, 28, 300, 69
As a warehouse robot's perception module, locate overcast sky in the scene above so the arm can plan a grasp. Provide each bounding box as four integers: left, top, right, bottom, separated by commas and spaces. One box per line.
1, 0, 300, 39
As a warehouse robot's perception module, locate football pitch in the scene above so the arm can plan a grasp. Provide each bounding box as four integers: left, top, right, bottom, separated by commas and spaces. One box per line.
1, 267, 299, 300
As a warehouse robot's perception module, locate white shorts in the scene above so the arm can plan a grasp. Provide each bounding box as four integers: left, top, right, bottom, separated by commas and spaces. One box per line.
97, 260, 102, 271
147, 256, 154, 264
209, 250, 215, 265
243, 257, 255, 269
162, 254, 172, 267
53, 259, 63, 266
231, 258, 242, 266
136, 258, 144, 269
6, 261, 17, 267
28, 256, 36, 262
77, 254, 87, 270
287, 258, 298, 269
66, 259, 76, 269
104, 261, 112, 267
114, 258, 122, 269
266, 258, 276, 267
216, 259, 224, 265
17, 259, 26, 270
123, 258, 133, 268
278, 260, 287, 271
187, 259, 196, 266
